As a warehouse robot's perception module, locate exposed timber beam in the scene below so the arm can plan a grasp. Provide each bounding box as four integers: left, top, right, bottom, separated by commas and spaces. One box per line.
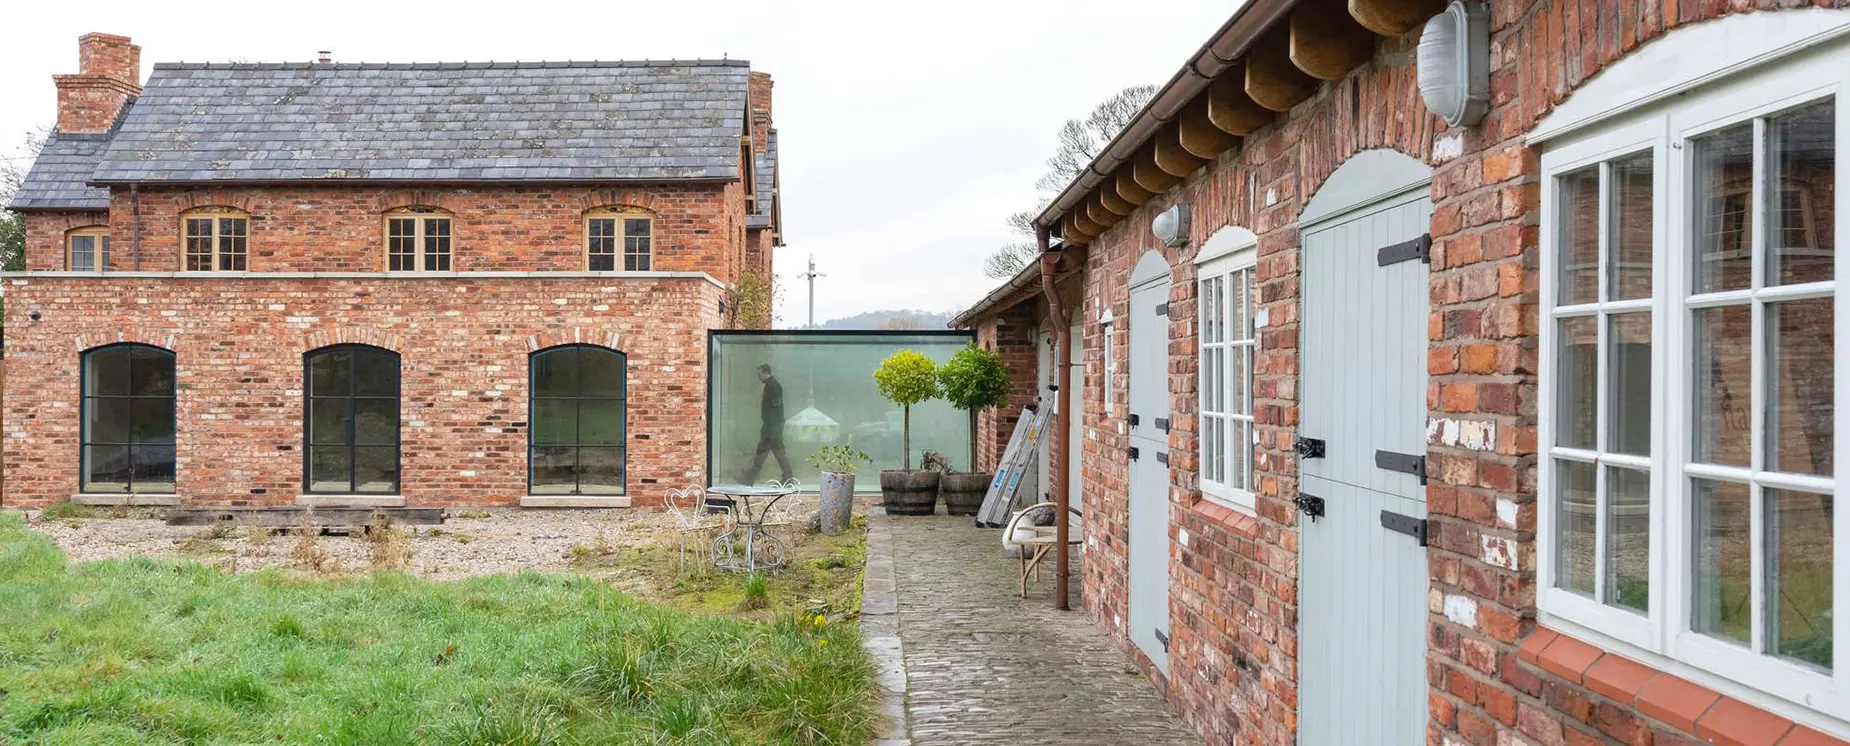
1114, 170, 1154, 206
1153, 123, 1208, 178
1348, 0, 1446, 36
1071, 209, 1103, 239
1178, 97, 1240, 160
1207, 74, 1275, 136
1131, 146, 1182, 194
1291, 0, 1375, 81
1062, 212, 1095, 244
1085, 194, 1121, 229
1245, 28, 1320, 112
1098, 184, 1135, 216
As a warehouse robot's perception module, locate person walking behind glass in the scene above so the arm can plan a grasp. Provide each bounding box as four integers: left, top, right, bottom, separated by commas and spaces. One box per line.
741, 363, 793, 483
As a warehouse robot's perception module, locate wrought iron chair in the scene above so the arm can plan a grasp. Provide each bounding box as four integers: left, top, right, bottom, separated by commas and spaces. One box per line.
664, 484, 732, 573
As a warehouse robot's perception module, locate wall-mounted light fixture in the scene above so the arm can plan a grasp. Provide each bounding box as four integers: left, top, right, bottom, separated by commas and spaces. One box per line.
1152, 204, 1191, 248
1417, 1, 1490, 127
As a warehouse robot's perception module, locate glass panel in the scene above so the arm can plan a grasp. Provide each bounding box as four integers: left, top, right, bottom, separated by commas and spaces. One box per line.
1768, 99, 1834, 286
70, 235, 95, 271
101, 236, 110, 269
589, 254, 616, 272
131, 348, 175, 396
84, 445, 130, 493
576, 447, 623, 495
424, 218, 451, 271
1692, 123, 1755, 294
1202, 276, 1221, 344
353, 447, 397, 494
531, 400, 577, 446
579, 349, 622, 397
577, 400, 622, 447
1608, 152, 1654, 301
1768, 298, 1834, 476
353, 350, 398, 397
1203, 416, 1220, 485
1693, 305, 1752, 467
1767, 488, 1834, 670
1605, 466, 1650, 613
1557, 317, 1598, 450
1608, 313, 1651, 456
532, 349, 579, 398
308, 351, 352, 397
709, 333, 977, 485
85, 347, 132, 396
1233, 347, 1249, 416
309, 399, 348, 445
625, 218, 652, 272
530, 446, 576, 494
1693, 478, 1752, 646
1557, 167, 1600, 305
1231, 420, 1249, 492
129, 398, 175, 443
85, 398, 130, 443
1555, 459, 1597, 596
308, 447, 351, 492
352, 398, 398, 445
130, 445, 176, 493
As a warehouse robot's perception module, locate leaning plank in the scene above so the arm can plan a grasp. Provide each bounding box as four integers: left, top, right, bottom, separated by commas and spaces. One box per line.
164, 507, 446, 527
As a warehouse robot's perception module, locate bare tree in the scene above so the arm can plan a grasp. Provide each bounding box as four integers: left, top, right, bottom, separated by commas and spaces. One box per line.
984, 85, 1156, 279
0, 127, 50, 273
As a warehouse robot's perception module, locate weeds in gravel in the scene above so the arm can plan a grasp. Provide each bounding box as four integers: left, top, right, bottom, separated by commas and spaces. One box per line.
364, 512, 412, 572
39, 502, 94, 521
289, 519, 334, 574
0, 512, 877, 744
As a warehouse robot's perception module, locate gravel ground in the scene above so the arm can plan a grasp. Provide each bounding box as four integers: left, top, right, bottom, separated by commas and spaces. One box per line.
18, 496, 826, 584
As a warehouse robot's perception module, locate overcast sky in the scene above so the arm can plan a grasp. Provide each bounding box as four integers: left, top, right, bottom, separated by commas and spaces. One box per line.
2, 1, 1234, 325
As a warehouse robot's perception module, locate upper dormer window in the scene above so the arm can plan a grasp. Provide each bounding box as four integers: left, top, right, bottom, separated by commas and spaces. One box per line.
182, 208, 249, 271
66, 226, 110, 271
585, 207, 653, 272
384, 207, 453, 272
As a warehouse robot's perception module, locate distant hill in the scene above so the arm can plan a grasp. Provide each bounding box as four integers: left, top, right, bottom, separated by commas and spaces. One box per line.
804, 309, 953, 330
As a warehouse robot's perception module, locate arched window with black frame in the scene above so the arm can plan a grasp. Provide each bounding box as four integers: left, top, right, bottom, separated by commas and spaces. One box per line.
529, 345, 626, 495
81, 344, 177, 494
304, 345, 400, 494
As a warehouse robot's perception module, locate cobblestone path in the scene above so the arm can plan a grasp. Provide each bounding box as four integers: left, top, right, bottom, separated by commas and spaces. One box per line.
884, 513, 1201, 746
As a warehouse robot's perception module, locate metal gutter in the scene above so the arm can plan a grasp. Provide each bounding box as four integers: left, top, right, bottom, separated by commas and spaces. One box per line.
950, 260, 1043, 328
1034, 0, 1300, 231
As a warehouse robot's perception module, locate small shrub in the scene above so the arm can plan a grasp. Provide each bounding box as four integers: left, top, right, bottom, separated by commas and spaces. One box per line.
289, 519, 332, 574
41, 502, 95, 521
365, 512, 412, 572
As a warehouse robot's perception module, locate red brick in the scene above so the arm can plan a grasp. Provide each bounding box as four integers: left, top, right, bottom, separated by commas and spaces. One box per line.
1583, 653, 1660, 704
1518, 628, 1561, 665
1696, 697, 1795, 746
1537, 634, 1604, 684
1781, 726, 1850, 746
1637, 674, 1722, 734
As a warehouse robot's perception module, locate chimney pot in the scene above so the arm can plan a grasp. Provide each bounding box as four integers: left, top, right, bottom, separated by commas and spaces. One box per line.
317, 51, 333, 64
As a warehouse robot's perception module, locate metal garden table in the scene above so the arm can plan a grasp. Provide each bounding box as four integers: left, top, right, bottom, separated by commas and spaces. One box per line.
706, 482, 798, 573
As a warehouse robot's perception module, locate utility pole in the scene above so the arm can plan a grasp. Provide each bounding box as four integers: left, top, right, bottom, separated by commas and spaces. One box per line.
796, 254, 825, 328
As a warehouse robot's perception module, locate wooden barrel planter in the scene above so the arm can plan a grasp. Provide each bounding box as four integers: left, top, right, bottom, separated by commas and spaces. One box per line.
939, 472, 991, 516
878, 470, 940, 516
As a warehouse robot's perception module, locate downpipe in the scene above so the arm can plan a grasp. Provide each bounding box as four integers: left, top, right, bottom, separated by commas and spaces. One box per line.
1038, 228, 1073, 612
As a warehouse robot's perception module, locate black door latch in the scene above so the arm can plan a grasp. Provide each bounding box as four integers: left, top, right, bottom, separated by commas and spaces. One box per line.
1155, 629, 1170, 652
1128, 446, 1140, 461
1296, 493, 1326, 521
1294, 436, 1326, 459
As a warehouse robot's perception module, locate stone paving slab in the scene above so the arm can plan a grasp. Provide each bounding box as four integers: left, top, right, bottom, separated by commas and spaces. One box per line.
878, 512, 1201, 746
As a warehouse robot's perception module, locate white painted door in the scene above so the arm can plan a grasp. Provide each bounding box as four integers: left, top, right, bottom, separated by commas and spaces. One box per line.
1128, 253, 1172, 673
1298, 185, 1433, 745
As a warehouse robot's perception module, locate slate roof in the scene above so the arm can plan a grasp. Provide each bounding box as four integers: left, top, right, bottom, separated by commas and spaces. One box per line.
8, 133, 114, 210
747, 128, 778, 229
87, 60, 752, 184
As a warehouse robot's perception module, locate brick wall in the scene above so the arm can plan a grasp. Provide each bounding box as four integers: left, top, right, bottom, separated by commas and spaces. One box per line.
1048, 2, 1850, 745
972, 302, 1040, 473
1, 275, 723, 508
31, 183, 748, 283
54, 33, 139, 134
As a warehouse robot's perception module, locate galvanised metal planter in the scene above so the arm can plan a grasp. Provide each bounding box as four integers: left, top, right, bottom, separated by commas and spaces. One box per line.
816, 471, 857, 534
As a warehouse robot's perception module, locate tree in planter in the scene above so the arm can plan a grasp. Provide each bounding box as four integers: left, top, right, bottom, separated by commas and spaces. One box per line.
938, 344, 1012, 471
873, 350, 940, 469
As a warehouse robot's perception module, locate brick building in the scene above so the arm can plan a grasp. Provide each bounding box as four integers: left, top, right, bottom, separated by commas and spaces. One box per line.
5, 34, 782, 509
957, 2, 1848, 745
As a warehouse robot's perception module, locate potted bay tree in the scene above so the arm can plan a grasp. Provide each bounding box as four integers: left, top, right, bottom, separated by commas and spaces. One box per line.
936, 344, 1012, 516
874, 349, 941, 516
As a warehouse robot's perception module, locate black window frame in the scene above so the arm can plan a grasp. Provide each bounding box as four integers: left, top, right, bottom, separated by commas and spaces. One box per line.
79, 343, 177, 494
302, 344, 402, 495
528, 344, 628, 496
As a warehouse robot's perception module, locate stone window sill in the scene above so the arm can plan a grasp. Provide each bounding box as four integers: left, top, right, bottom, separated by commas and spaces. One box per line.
295, 495, 406, 508
71, 493, 180, 506
519, 495, 633, 508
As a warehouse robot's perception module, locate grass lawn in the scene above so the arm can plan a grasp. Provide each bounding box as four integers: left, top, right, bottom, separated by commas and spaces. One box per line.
0, 513, 877, 745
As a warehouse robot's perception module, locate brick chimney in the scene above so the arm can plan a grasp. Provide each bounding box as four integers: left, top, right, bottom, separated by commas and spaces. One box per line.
54, 33, 141, 134
748, 71, 774, 153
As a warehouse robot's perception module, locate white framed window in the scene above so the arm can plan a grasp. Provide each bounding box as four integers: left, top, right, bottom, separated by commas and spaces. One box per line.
1539, 37, 1848, 729
1198, 227, 1259, 511
1101, 310, 1117, 415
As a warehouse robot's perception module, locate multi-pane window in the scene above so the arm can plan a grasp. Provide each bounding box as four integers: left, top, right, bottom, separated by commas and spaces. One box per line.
304, 346, 400, 494
1540, 51, 1842, 717
385, 208, 452, 271
182, 209, 249, 271
81, 344, 176, 494
530, 345, 626, 496
1198, 242, 1257, 510
586, 208, 653, 271
66, 227, 110, 271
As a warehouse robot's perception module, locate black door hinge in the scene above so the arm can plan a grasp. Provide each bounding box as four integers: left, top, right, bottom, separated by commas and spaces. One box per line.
1155, 451, 1169, 465
1375, 450, 1427, 485
1155, 629, 1170, 652
1154, 417, 1170, 432
1129, 446, 1140, 461
1377, 234, 1432, 266
1296, 493, 1325, 521
1156, 302, 1169, 316
1380, 511, 1429, 545
1294, 436, 1326, 459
